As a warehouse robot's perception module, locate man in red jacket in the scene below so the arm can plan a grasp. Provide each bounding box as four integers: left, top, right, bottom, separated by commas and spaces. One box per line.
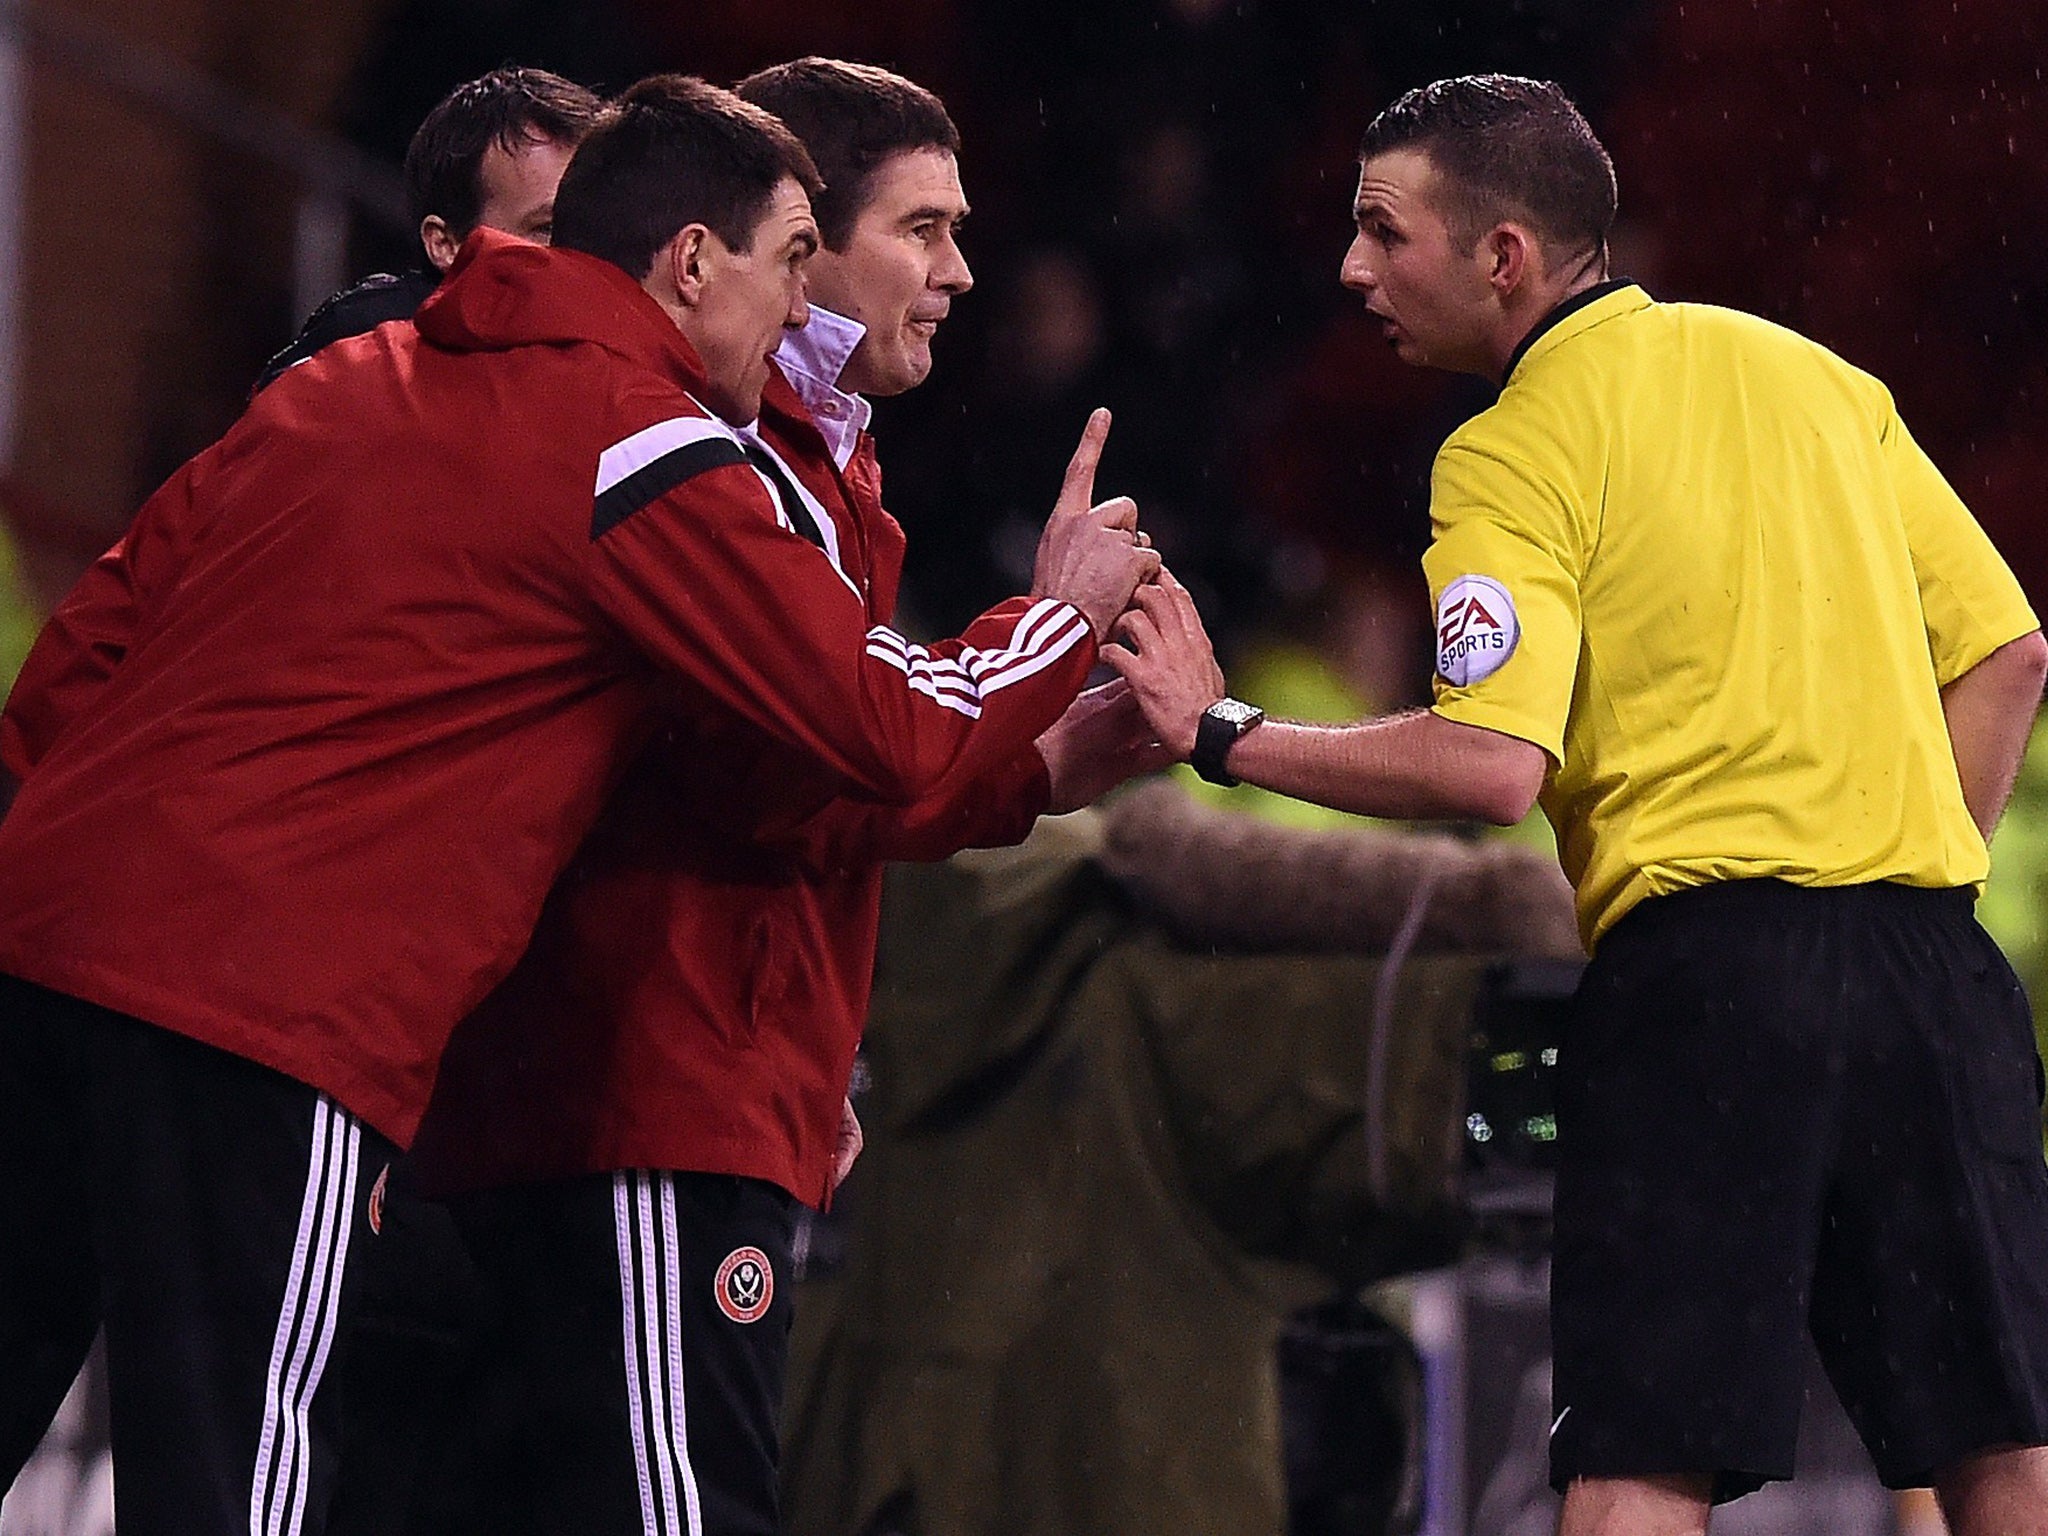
401, 61, 1170, 1536
0, 75, 1154, 1536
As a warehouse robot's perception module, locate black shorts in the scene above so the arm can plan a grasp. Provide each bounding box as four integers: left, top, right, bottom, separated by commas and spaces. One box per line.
1549, 880, 2048, 1500
442, 1170, 797, 1536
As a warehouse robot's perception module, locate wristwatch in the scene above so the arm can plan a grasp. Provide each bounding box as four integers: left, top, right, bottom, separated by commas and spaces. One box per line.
1190, 697, 1265, 787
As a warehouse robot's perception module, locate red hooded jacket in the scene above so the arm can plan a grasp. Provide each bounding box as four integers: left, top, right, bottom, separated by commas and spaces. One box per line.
409, 365, 1057, 1206
0, 232, 1093, 1143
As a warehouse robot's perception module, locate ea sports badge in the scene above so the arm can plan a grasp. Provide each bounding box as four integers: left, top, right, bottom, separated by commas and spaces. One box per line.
715, 1246, 774, 1324
1435, 575, 1520, 686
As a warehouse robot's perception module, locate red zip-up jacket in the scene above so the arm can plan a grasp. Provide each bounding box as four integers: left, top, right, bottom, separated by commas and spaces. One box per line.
409, 367, 1056, 1206
0, 231, 1094, 1144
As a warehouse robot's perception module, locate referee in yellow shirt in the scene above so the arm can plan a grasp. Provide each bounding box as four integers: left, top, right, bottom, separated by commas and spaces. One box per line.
1110, 75, 2048, 1536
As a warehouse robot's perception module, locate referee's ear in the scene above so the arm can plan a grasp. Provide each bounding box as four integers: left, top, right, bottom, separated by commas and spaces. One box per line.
1482, 222, 1538, 298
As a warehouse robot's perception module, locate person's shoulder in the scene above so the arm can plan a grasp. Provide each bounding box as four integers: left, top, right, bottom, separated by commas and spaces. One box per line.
1655, 297, 1854, 367
253, 270, 439, 394
314, 268, 439, 322
605, 368, 733, 442
1664, 300, 1893, 419
1651, 297, 1792, 346
590, 387, 760, 541
1447, 364, 1581, 465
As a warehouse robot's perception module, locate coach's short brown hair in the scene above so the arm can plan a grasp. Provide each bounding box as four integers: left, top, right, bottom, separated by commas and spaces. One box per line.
551, 75, 823, 279
735, 58, 960, 251
1360, 75, 1616, 260
403, 68, 604, 243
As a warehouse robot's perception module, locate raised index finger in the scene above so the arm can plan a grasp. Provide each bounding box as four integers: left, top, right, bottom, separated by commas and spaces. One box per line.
1055, 408, 1112, 518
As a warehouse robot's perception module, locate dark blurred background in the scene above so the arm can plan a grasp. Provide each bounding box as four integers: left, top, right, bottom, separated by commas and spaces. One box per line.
0, 12, 2041, 1534
0, 0, 2043, 677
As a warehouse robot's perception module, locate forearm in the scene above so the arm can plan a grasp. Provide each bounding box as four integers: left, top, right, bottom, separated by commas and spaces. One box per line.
780, 748, 1051, 871
856, 749, 1051, 864
1102, 570, 1545, 824
1942, 630, 2048, 840
1222, 709, 1546, 826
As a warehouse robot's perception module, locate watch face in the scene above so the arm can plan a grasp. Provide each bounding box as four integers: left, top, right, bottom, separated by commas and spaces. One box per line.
1208, 698, 1262, 728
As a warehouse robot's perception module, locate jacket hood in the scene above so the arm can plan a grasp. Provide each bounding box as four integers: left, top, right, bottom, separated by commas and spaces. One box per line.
414, 228, 709, 390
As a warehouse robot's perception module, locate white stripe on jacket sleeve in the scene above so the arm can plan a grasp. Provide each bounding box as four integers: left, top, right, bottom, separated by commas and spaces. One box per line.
862, 600, 1089, 722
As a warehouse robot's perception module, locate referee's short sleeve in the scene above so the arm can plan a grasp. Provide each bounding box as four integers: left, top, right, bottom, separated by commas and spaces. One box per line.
1423, 437, 1584, 765
1882, 405, 2039, 686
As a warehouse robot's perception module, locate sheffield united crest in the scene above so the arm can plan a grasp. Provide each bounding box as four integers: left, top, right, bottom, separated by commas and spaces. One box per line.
715, 1246, 774, 1323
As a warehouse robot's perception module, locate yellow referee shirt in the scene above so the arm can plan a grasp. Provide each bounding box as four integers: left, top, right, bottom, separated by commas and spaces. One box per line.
1425, 283, 2038, 951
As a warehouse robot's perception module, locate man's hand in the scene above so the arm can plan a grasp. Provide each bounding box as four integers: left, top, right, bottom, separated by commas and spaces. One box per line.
830, 1096, 863, 1193
1100, 569, 1227, 758
1031, 409, 1162, 639
1036, 679, 1173, 814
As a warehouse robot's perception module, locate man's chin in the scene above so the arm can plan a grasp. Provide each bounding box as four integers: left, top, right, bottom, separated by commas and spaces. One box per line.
865, 348, 933, 399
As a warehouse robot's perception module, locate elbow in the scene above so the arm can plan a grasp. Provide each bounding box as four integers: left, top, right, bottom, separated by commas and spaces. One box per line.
871, 745, 969, 808
1470, 773, 1542, 828
1461, 733, 1548, 826
2011, 629, 2048, 696
869, 763, 931, 808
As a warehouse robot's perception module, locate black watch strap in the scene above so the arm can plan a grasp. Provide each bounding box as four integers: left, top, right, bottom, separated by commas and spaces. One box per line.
1191, 699, 1264, 787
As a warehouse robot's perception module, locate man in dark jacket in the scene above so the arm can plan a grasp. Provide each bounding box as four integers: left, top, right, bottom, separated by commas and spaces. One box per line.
254, 65, 602, 391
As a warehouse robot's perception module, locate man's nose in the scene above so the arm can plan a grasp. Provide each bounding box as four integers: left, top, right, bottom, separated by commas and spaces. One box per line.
933, 233, 973, 295
1340, 236, 1376, 292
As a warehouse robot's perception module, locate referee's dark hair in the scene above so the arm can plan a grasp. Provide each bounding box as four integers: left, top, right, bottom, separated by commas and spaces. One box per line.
552, 76, 823, 279
1361, 75, 1616, 264
402, 68, 604, 245
734, 58, 960, 252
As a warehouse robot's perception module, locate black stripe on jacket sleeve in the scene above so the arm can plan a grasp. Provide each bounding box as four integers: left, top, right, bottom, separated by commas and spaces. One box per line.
591, 437, 751, 540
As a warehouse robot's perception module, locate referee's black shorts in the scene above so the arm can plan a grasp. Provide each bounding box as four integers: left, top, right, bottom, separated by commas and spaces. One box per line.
1549, 879, 2048, 1500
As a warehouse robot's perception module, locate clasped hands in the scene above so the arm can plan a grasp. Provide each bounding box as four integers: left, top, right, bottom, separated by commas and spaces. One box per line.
1029, 409, 1230, 810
